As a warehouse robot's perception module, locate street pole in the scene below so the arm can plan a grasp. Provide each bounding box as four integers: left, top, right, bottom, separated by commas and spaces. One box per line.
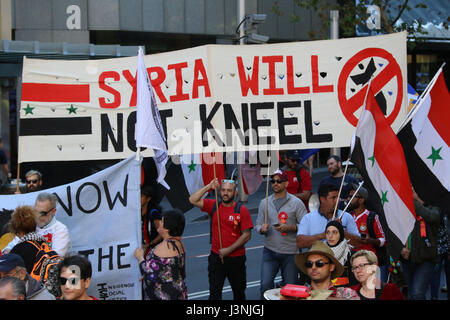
330, 10, 341, 159
237, 0, 248, 203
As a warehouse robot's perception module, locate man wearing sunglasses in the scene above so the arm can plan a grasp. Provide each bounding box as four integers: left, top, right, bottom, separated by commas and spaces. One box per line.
2, 192, 71, 257
295, 241, 359, 300
189, 178, 253, 300
57, 255, 97, 300
24, 170, 43, 193
282, 150, 312, 211
255, 170, 307, 299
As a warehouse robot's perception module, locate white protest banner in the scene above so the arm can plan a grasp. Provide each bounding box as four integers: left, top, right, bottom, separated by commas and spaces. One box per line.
0, 156, 142, 300
19, 32, 407, 162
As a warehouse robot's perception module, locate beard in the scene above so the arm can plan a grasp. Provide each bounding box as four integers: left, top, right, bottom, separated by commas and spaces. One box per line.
221, 195, 234, 204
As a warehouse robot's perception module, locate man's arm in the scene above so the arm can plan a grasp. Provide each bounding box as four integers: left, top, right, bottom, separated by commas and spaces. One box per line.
296, 233, 325, 249
295, 190, 311, 203
189, 178, 218, 209
218, 229, 252, 259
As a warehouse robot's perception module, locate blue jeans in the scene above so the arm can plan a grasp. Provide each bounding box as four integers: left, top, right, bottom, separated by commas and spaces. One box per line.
403, 261, 435, 300
260, 247, 299, 300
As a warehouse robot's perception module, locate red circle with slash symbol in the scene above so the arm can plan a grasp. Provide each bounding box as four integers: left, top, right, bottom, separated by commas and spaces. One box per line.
338, 48, 403, 127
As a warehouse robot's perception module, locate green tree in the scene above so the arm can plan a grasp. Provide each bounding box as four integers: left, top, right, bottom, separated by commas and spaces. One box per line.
272, 0, 449, 46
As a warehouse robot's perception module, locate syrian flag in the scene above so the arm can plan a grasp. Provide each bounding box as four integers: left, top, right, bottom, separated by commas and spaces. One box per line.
136, 46, 169, 189
164, 153, 226, 213
397, 69, 450, 209
180, 152, 226, 195
351, 84, 417, 259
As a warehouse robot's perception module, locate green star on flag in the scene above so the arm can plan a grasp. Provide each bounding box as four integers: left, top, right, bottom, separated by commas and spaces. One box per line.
368, 155, 375, 167
24, 104, 34, 115
188, 160, 196, 173
67, 104, 78, 114
427, 146, 443, 166
381, 190, 389, 206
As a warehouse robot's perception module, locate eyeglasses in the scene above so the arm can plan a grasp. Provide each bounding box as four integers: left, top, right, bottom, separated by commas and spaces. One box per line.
351, 263, 372, 272
305, 260, 330, 269
39, 208, 55, 216
271, 179, 286, 184
59, 276, 80, 286
26, 179, 39, 184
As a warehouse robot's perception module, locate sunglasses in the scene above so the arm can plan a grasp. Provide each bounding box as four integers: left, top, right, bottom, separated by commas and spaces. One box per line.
222, 179, 236, 184
305, 260, 330, 269
271, 179, 286, 184
59, 276, 80, 286
26, 179, 39, 184
287, 158, 300, 162
39, 208, 55, 216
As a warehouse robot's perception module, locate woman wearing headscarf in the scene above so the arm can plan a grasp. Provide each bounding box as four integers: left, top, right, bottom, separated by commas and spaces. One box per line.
325, 220, 358, 287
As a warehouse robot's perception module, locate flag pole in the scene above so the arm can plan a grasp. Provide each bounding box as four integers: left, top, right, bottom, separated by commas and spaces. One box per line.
332, 157, 350, 219
264, 152, 271, 225
212, 151, 224, 263
333, 78, 373, 220
15, 162, 21, 193
396, 64, 446, 134
339, 180, 364, 220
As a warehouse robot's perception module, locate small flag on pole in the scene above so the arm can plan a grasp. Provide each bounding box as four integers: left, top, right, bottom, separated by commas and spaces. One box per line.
136, 47, 169, 189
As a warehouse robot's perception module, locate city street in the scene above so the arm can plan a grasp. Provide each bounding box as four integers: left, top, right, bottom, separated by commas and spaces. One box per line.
162, 167, 330, 300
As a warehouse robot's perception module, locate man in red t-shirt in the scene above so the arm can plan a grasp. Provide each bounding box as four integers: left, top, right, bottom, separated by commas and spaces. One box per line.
189, 178, 253, 300
347, 185, 386, 259
283, 150, 312, 211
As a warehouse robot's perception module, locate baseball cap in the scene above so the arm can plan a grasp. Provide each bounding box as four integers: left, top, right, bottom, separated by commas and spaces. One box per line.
286, 150, 302, 161
0, 253, 25, 272
271, 169, 288, 181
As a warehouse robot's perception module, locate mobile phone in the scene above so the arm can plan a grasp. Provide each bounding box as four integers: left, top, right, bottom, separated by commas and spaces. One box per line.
273, 223, 280, 227
361, 233, 367, 239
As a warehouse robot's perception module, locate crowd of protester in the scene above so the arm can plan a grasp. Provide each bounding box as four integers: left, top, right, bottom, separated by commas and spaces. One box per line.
0, 151, 448, 301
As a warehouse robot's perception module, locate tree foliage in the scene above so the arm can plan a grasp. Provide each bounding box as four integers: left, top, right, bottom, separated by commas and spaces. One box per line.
272, 0, 449, 46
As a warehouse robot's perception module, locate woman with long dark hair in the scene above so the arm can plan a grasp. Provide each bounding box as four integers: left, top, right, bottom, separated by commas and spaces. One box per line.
134, 209, 187, 300
140, 184, 163, 256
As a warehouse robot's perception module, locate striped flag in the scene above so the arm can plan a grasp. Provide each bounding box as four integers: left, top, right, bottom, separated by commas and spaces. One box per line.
398, 69, 450, 209
164, 153, 226, 213
136, 47, 169, 189
351, 84, 417, 259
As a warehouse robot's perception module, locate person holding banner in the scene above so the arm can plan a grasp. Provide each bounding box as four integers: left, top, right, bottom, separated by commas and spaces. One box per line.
134, 209, 187, 300
189, 178, 253, 300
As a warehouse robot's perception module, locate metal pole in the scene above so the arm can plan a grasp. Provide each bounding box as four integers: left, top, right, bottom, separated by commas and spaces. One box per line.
238, 0, 246, 45
237, 0, 248, 203
330, 10, 340, 158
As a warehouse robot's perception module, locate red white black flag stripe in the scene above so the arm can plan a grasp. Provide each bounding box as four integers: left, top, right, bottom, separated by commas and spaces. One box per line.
351, 84, 417, 259
397, 70, 450, 209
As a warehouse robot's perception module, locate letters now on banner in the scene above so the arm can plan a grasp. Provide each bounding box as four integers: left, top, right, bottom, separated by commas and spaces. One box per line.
19, 32, 408, 162
0, 156, 142, 300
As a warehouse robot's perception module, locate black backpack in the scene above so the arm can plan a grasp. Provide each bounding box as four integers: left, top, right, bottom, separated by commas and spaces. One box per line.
209, 201, 242, 244
366, 211, 388, 266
